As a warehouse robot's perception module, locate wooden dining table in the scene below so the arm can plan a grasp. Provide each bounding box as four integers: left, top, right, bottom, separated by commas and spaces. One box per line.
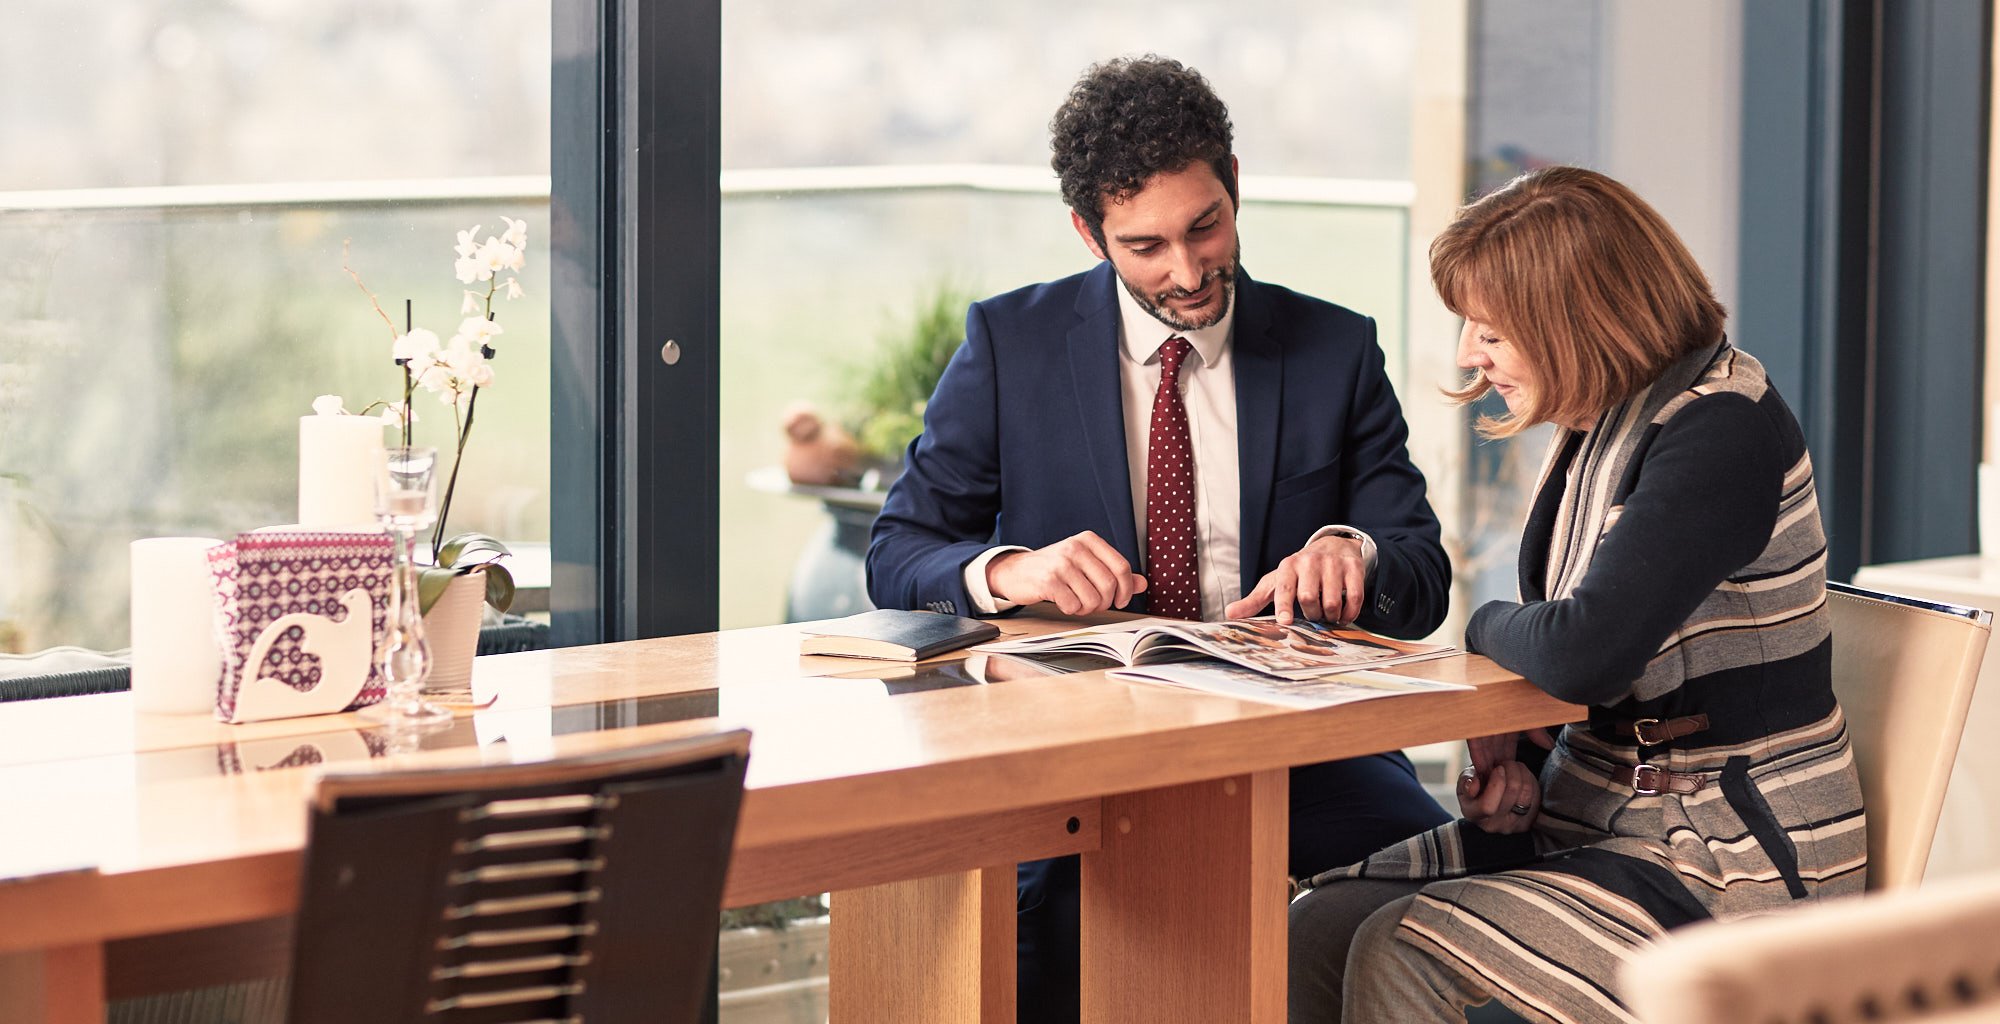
0, 611, 1580, 1023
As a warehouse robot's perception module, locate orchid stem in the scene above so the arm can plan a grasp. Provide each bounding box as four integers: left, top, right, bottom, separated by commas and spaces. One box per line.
400, 364, 413, 448
431, 387, 478, 562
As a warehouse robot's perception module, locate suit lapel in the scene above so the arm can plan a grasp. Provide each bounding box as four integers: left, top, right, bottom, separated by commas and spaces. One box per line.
1233, 273, 1281, 593
1068, 264, 1140, 568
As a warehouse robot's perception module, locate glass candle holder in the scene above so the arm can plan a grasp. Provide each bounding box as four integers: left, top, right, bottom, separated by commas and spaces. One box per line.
363, 445, 451, 725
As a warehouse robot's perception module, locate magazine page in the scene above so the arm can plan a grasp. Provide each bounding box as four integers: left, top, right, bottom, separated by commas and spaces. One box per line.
966, 651, 1127, 679
1107, 663, 1472, 710
1136, 617, 1456, 680
970, 618, 1184, 662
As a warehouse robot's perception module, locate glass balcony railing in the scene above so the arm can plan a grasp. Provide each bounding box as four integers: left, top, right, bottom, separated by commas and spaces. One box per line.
0, 181, 552, 652
0, 168, 1411, 650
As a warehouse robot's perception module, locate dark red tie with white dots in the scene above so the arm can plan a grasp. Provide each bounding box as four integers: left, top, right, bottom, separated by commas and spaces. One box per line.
1146, 337, 1201, 620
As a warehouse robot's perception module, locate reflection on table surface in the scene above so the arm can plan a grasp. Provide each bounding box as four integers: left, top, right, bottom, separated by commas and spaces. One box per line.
0, 651, 1096, 792
101, 687, 722, 785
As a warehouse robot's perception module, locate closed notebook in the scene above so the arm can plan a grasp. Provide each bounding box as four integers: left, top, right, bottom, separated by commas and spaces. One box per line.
799, 609, 1000, 661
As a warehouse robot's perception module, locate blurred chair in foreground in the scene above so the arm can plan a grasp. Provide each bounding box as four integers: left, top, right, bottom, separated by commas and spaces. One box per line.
288, 729, 750, 1024
1621, 870, 2000, 1023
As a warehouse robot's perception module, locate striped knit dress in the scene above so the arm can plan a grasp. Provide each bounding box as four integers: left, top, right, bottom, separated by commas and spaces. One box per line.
1307, 339, 1866, 1023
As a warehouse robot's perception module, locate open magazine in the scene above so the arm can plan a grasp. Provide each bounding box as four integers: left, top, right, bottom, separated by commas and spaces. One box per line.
1107, 664, 1471, 710
971, 616, 1455, 681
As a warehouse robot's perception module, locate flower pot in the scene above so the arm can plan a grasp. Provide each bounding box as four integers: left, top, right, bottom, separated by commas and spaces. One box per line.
422, 571, 486, 693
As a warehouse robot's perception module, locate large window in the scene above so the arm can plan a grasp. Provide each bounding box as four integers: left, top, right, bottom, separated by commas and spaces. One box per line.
719, 0, 1428, 630
0, 3, 553, 652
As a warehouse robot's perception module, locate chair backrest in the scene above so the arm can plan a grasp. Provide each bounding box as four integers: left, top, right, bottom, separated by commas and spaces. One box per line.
1826, 582, 1991, 890
286, 729, 751, 1024
1620, 869, 2000, 1023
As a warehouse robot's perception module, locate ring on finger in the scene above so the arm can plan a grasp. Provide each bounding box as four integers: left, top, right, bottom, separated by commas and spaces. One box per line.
1509, 803, 1533, 816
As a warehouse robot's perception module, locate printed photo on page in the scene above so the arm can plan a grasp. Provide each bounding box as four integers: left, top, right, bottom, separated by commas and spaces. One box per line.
973, 616, 1455, 680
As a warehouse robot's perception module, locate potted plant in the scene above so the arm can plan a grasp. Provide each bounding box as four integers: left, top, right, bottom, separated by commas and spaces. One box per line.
778, 284, 973, 492
840, 283, 975, 486
328, 219, 529, 688
771, 286, 973, 621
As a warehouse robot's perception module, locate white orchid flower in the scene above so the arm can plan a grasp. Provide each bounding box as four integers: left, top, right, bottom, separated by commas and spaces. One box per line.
405, 349, 439, 380
476, 237, 516, 279
454, 225, 483, 259
311, 394, 346, 416
504, 277, 524, 300
417, 362, 454, 395
443, 337, 485, 371
456, 317, 504, 346
454, 255, 485, 284
501, 216, 528, 250
461, 290, 483, 315
468, 362, 495, 388
392, 328, 441, 363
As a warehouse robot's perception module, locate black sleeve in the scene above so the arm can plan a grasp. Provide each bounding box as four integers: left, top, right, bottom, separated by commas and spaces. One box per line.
1339, 319, 1451, 639
865, 301, 1008, 615
1465, 394, 1785, 706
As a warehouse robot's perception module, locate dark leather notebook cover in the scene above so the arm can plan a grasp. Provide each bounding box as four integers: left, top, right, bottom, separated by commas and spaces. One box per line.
798, 609, 1000, 661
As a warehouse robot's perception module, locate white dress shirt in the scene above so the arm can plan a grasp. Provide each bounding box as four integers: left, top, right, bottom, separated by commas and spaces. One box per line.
964, 275, 1374, 619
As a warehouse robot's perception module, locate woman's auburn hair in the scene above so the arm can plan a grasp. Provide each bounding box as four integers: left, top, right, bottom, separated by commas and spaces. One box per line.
1433, 166, 1727, 437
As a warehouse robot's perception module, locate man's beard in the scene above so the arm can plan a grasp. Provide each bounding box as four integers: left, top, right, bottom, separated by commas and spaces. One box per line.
1119, 244, 1242, 332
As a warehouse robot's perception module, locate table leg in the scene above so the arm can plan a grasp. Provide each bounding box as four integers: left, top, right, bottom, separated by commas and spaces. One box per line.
0, 944, 106, 1024
1081, 770, 1288, 1024
829, 863, 1017, 1023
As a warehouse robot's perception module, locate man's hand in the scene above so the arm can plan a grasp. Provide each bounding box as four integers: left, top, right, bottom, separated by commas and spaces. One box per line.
987, 531, 1147, 616
1456, 729, 1556, 834
1224, 534, 1367, 625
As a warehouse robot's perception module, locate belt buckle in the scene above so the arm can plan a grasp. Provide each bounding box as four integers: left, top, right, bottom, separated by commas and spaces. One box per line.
1631, 764, 1665, 796
1631, 717, 1668, 745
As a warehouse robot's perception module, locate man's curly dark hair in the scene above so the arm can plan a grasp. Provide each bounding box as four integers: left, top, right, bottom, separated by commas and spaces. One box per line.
1050, 55, 1237, 248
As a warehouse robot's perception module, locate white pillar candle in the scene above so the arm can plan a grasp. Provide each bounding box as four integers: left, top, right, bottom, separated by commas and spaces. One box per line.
129, 537, 224, 714
298, 414, 385, 528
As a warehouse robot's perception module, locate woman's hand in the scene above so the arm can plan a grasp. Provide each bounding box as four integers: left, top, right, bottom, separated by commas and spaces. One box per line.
1456, 729, 1555, 833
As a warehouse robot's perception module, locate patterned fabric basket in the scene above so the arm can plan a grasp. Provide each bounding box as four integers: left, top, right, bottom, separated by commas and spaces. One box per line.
208, 531, 393, 723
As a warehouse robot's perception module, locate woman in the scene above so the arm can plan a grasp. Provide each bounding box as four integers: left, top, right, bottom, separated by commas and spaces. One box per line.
1287, 166, 1866, 1023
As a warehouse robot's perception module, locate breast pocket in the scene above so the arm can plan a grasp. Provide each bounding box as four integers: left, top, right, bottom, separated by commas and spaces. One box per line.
1272, 455, 1342, 503
1266, 456, 1345, 557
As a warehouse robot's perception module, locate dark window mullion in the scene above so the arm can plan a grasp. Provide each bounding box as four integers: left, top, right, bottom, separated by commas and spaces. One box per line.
551, 0, 721, 646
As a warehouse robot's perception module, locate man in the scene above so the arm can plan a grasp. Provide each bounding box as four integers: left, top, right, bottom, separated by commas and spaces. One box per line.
865, 55, 1452, 1023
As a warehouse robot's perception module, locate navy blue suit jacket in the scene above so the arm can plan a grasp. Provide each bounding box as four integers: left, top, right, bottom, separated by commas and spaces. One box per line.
865, 263, 1449, 639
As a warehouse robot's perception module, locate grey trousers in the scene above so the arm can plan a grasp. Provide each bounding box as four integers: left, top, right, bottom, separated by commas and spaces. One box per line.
1288, 878, 1494, 1024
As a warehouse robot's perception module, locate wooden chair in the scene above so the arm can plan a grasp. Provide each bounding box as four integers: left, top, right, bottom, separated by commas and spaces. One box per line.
286, 729, 750, 1024
1824, 581, 1992, 890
